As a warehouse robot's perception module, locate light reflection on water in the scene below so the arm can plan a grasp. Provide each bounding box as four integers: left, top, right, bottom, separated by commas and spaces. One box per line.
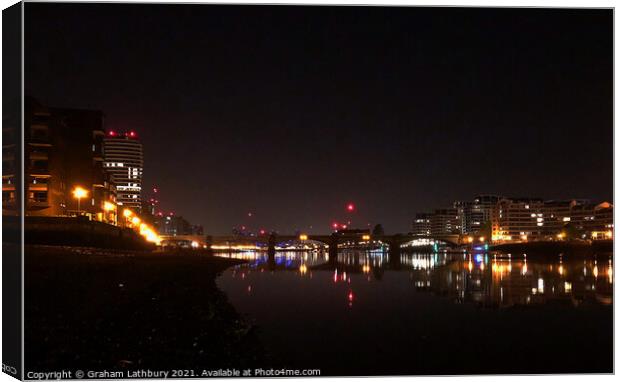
215, 250, 613, 374
216, 250, 613, 308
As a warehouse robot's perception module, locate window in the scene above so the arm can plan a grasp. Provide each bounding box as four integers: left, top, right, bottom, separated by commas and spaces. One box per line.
31, 160, 48, 171
32, 177, 49, 184
2, 191, 14, 203
30, 191, 47, 203
30, 125, 49, 140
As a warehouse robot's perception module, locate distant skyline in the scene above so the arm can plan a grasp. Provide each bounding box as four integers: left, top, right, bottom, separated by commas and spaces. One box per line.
25, 4, 613, 234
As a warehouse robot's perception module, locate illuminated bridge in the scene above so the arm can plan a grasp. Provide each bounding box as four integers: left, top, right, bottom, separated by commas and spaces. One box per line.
202, 232, 462, 254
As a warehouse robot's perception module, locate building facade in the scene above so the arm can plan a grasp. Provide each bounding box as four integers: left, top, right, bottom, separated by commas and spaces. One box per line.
103, 131, 143, 212
411, 213, 432, 236
414, 194, 613, 243
154, 214, 203, 236
492, 198, 545, 241
430, 208, 461, 235
492, 198, 613, 242
4, 98, 117, 223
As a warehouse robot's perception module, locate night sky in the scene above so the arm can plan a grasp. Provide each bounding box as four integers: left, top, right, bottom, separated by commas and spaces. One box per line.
25, 4, 613, 235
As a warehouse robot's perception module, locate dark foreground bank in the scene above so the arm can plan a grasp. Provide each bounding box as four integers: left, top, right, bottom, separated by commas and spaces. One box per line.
24, 245, 268, 372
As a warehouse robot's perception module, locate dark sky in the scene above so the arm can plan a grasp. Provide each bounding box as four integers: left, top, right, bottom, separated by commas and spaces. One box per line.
25, 3, 613, 235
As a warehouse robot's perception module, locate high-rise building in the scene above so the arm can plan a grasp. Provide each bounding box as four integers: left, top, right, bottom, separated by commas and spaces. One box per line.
430, 208, 461, 235
103, 131, 143, 212
411, 213, 432, 236
454, 195, 503, 235
4, 97, 117, 223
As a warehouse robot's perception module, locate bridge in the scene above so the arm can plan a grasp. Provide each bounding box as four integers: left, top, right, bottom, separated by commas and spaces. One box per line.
202, 232, 462, 254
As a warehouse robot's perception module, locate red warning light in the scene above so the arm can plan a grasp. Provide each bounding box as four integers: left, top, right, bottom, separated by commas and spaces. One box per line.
346, 203, 355, 212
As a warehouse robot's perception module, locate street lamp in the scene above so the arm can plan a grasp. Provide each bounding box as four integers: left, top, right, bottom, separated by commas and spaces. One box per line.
103, 201, 116, 212
72, 186, 88, 215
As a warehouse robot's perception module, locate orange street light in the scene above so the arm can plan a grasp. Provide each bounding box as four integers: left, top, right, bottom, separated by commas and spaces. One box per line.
72, 186, 88, 214
299, 234, 308, 241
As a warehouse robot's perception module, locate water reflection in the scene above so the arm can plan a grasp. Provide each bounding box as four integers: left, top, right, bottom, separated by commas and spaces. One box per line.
217, 250, 613, 308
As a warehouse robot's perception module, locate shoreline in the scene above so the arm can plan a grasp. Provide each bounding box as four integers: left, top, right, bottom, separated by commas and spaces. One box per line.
22, 244, 267, 372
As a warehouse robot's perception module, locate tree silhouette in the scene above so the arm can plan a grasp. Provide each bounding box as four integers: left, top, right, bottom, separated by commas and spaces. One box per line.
372, 224, 385, 236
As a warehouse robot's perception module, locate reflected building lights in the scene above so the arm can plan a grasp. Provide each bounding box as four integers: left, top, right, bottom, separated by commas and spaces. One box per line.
217, 250, 613, 308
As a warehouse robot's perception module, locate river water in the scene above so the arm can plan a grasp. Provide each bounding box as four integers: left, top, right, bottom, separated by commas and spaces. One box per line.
216, 250, 612, 375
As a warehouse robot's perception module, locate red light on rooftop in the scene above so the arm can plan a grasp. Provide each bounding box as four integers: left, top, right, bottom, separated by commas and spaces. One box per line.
332, 222, 339, 229
346, 203, 355, 212
108, 131, 116, 136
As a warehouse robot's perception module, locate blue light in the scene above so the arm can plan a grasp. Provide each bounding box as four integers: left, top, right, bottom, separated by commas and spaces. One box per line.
475, 254, 484, 263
